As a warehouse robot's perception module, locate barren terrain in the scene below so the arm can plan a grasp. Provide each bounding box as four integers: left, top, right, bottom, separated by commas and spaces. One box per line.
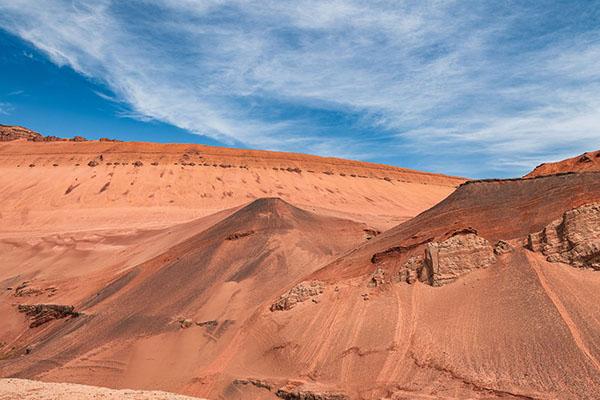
1, 131, 599, 399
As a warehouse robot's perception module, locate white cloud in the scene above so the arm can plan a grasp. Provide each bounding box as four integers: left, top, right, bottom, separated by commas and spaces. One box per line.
0, 0, 599, 176
0, 102, 13, 115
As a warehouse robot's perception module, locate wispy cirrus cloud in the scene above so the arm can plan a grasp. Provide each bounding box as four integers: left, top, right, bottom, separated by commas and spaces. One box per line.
0, 0, 599, 176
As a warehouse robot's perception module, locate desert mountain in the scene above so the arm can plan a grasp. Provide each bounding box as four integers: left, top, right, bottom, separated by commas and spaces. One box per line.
0, 128, 464, 235
2, 127, 600, 399
0, 198, 371, 396
525, 150, 600, 177
3, 171, 598, 400
224, 172, 600, 399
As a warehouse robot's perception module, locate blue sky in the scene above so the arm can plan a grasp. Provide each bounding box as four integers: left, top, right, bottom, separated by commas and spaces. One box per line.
1, 1, 599, 178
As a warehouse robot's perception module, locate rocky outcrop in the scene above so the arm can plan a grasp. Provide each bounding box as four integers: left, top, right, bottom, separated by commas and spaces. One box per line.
422, 233, 496, 286
370, 238, 433, 264
196, 320, 218, 331
494, 240, 513, 255
179, 319, 193, 329
12, 281, 57, 298
363, 228, 381, 240
232, 379, 346, 400
233, 378, 273, 391
17, 304, 80, 328
394, 232, 496, 287
226, 230, 255, 240
527, 203, 600, 269
270, 281, 324, 311
0, 125, 43, 141
398, 256, 422, 284
0, 125, 95, 142
368, 267, 385, 287
275, 385, 348, 400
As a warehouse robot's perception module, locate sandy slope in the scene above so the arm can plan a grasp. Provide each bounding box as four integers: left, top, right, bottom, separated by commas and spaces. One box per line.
219, 172, 600, 399
0, 378, 204, 399
2, 135, 600, 399
2, 170, 599, 399
0, 199, 371, 396
0, 140, 463, 235
525, 150, 600, 177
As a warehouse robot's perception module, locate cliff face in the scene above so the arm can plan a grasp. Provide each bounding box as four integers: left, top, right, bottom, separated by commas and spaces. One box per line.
528, 202, 600, 269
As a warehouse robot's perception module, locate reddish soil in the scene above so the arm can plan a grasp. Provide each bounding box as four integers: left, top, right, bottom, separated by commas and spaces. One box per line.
1, 129, 600, 399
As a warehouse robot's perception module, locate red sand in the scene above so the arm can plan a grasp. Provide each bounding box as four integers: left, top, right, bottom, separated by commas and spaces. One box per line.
1, 136, 600, 399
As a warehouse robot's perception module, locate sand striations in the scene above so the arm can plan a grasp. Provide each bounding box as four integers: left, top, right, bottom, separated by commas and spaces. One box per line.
0, 198, 371, 397
525, 150, 600, 177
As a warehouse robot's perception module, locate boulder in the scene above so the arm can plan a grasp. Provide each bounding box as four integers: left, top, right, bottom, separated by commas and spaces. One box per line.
527, 203, 600, 269
494, 240, 513, 255
421, 233, 496, 286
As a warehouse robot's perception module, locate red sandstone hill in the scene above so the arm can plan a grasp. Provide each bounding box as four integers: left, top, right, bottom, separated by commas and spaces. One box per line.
0, 198, 370, 395
1, 172, 599, 399
252, 172, 600, 399
0, 125, 44, 141
2, 128, 600, 400
525, 150, 600, 177
0, 129, 464, 234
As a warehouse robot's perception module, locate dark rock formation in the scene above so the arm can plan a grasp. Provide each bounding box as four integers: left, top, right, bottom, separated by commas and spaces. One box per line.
0, 125, 43, 141
13, 282, 57, 298
370, 238, 433, 264
233, 378, 273, 391
226, 230, 255, 240
271, 281, 324, 311
17, 304, 79, 328
196, 320, 218, 331
275, 385, 348, 400
178, 319, 193, 329
528, 203, 600, 269
363, 228, 381, 240
494, 240, 513, 255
